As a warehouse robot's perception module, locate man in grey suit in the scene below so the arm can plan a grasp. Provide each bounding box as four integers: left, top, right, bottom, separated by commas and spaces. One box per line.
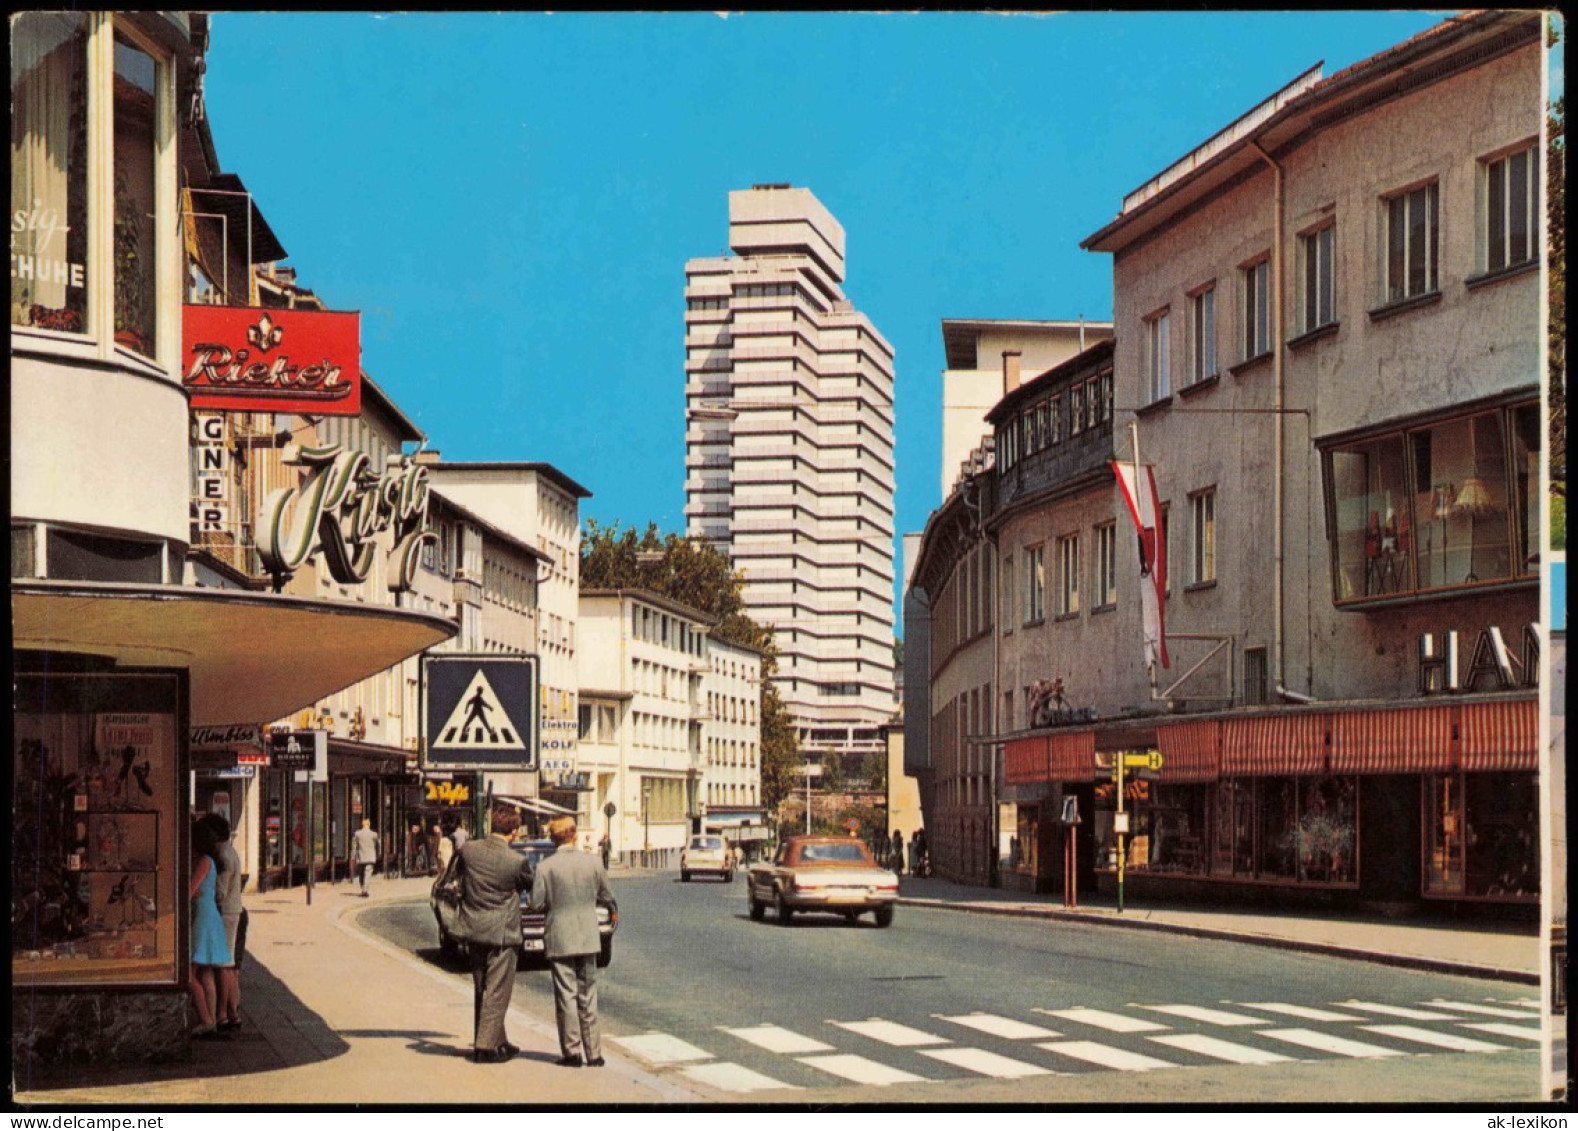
351, 818, 380, 897
453, 803, 533, 1064
530, 816, 615, 1067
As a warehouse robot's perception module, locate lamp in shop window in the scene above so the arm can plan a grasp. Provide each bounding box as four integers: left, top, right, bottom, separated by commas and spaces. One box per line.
1431, 484, 1455, 586
1453, 476, 1493, 582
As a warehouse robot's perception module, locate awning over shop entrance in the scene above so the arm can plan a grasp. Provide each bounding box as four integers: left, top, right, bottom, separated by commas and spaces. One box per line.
13, 580, 456, 727
494, 794, 576, 817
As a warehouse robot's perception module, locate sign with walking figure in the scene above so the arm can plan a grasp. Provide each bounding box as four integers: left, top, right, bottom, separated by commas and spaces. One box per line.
422, 654, 539, 771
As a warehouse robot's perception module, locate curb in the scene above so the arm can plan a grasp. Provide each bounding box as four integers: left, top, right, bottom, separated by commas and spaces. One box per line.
894, 896, 1540, 985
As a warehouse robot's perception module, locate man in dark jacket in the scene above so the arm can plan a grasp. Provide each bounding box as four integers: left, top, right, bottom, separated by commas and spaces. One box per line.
453, 803, 533, 1063
529, 816, 615, 1067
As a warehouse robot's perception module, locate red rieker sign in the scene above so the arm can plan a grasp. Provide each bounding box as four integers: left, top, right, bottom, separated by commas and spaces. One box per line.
182, 305, 362, 415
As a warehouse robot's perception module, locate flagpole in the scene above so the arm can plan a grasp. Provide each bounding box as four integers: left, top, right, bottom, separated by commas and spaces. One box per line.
1131, 419, 1156, 698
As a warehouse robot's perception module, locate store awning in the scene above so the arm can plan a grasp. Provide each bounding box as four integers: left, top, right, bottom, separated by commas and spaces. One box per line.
1004, 736, 1047, 785
1049, 731, 1096, 781
1222, 712, 1329, 776
1459, 698, 1538, 772
494, 794, 576, 817
12, 580, 456, 727
1156, 719, 1221, 782
1330, 704, 1454, 774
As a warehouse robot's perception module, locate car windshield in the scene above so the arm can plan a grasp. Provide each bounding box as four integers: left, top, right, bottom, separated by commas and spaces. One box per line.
513, 841, 555, 870
799, 843, 868, 864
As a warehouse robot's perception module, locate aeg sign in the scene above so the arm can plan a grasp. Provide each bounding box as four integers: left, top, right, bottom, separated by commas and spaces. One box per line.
182, 306, 361, 416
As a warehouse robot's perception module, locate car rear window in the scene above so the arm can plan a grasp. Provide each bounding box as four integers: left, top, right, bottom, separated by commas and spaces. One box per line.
691, 837, 724, 850
799, 843, 868, 864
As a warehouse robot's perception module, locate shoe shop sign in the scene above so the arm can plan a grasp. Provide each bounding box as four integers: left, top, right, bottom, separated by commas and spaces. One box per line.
423, 654, 540, 772
182, 306, 361, 416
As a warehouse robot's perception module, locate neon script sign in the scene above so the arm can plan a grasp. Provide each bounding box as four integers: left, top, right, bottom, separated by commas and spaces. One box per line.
257, 443, 434, 593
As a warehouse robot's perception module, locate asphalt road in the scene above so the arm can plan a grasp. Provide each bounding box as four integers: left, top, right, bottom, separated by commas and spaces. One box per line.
361, 870, 1543, 1104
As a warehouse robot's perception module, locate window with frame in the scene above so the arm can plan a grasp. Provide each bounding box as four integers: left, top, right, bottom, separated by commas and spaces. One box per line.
1143, 309, 1170, 403
1095, 522, 1117, 608
1188, 286, 1216, 384
1189, 489, 1216, 585
1482, 146, 1537, 275
1242, 259, 1270, 359
1069, 383, 1085, 436
1383, 182, 1439, 304
1048, 395, 1063, 445
1084, 375, 1104, 429
1057, 533, 1080, 616
1023, 544, 1045, 623
1299, 224, 1335, 333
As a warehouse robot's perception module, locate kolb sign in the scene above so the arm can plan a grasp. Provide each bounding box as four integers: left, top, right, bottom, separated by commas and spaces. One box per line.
423, 654, 539, 772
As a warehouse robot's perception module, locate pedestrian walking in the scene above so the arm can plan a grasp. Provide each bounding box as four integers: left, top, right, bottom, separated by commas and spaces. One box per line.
352, 818, 380, 898
450, 822, 469, 851
189, 819, 232, 1038
529, 815, 616, 1068
428, 822, 443, 875
874, 830, 889, 866
437, 818, 457, 877
907, 832, 919, 875
198, 814, 245, 1030
599, 833, 611, 870
890, 829, 905, 876
452, 803, 534, 1063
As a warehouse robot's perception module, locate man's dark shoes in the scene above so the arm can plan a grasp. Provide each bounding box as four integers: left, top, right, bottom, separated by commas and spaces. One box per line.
556, 1054, 584, 1067
471, 1045, 515, 1064
586, 1057, 606, 1067
501, 1042, 520, 1057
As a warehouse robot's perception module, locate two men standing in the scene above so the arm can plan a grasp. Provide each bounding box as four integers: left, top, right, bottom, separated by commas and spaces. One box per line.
530, 816, 615, 1067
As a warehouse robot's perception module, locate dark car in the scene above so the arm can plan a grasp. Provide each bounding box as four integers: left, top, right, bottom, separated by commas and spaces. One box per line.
431, 839, 617, 967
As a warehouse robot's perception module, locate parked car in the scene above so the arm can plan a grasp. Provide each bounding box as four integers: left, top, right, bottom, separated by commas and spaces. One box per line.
746, 835, 898, 927
681, 834, 735, 882
431, 838, 618, 966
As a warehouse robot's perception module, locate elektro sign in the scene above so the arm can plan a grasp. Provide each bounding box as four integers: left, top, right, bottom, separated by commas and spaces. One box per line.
182, 306, 362, 415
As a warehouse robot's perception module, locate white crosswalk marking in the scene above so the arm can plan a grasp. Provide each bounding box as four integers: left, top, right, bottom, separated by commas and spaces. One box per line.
1334, 1001, 1464, 1021
1360, 1024, 1510, 1053
1460, 1022, 1544, 1041
721, 1024, 834, 1054
831, 1019, 949, 1046
1149, 1033, 1295, 1065
798, 1054, 928, 1085
1137, 1004, 1267, 1026
1237, 1002, 1365, 1023
1505, 1000, 1541, 1009
681, 1062, 799, 1092
919, 1047, 1053, 1078
1036, 1007, 1170, 1033
1261, 1027, 1409, 1058
608, 1032, 714, 1064
1423, 1000, 1540, 1019
1037, 1040, 1179, 1072
936, 1012, 1063, 1040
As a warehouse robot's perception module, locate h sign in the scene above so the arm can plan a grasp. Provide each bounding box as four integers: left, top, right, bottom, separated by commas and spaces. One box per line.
423, 653, 539, 772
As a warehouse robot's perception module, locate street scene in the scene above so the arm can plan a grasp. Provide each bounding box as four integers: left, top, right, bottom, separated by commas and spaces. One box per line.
8, 8, 1568, 1114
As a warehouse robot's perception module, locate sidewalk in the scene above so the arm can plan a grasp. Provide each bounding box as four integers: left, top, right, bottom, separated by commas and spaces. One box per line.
12, 866, 1540, 1106
895, 874, 1541, 984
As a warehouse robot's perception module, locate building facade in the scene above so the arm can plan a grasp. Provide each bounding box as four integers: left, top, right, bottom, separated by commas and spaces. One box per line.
684, 184, 897, 769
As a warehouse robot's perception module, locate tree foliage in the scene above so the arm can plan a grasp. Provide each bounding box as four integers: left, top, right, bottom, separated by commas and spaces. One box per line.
580, 520, 801, 809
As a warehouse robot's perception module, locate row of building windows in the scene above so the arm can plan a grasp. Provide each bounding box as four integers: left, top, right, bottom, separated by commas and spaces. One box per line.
707, 690, 756, 725
482, 552, 537, 613
630, 603, 705, 656
706, 737, 759, 768
1141, 145, 1538, 404
706, 781, 758, 807
997, 368, 1115, 472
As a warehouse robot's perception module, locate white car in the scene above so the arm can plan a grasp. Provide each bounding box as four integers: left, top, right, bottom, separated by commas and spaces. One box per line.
681, 835, 735, 882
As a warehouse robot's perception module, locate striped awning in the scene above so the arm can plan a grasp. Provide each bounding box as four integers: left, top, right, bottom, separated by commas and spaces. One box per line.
1156, 719, 1221, 782
1460, 698, 1538, 771
1004, 736, 1048, 785
1329, 705, 1454, 774
1049, 731, 1096, 782
1222, 713, 1329, 776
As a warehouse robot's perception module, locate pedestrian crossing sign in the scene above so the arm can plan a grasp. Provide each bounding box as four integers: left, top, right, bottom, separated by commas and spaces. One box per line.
422, 654, 539, 771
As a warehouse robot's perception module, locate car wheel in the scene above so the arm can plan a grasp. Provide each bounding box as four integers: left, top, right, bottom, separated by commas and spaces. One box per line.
775, 889, 794, 925
681, 870, 691, 882
748, 894, 765, 921
874, 905, 895, 929
597, 938, 613, 968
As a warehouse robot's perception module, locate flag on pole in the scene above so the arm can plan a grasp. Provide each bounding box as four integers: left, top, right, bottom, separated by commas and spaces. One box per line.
1111, 460, 1170, 671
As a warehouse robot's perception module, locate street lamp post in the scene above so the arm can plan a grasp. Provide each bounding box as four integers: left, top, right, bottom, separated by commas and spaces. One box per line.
642, 781, 652, 866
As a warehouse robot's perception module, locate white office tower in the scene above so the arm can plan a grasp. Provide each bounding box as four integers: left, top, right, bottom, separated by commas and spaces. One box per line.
684, 185, 897, 766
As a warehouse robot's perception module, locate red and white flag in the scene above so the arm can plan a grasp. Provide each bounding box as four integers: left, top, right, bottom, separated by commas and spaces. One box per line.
1111, 461, 1169, 671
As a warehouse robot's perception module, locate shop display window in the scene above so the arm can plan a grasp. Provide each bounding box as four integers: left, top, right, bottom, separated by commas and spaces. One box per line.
1295, 776, 1357, 883
12, 671, 184, 986
1424, 772, 1539, 900
1257, 778, 1298, 879
1143, 784, 1210, 874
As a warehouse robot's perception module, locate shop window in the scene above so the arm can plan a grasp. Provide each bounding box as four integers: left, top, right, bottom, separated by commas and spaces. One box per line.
1295, 776, 1357, 883
13, 671, 184, 987
1424, 772, 1539, 899
1256, 777, 1298, 879
1211, 779, 1254, 876
1146, 784, 1210, 874
46, 527, 164, 583
112, 31, 159, 359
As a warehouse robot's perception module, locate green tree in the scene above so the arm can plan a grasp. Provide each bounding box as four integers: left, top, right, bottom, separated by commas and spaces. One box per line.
580, 520, 801, 808
860, 746, 887, 791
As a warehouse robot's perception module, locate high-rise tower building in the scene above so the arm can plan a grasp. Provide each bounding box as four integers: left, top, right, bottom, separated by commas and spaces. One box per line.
684, 185, 897, 764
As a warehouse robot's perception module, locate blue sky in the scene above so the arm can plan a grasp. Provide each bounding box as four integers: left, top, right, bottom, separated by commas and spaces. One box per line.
204, 11, 1472, 615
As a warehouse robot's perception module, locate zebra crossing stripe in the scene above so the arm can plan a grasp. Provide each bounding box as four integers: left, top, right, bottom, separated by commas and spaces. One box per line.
919, 1047, 1053, 1078
1261, 1027, 1409, 1058
1460, 1022, 1543, 1041
1360, 1024, 1510, 1053
608, 1032, 714, 1064
1137, 1004, 1267, 1026
1149, 1033, 1294, 1065
1236, 1002, 1365, 1023
936, 1013, 1063, 1040
831, 1019, 949, 1047
722, 1024, 835, 1054
681, 1061, 799, 1093
1037, 1040, 1178, 1072
798, 1054, 928, 1086
1036, 1007, 1169, 1033
1423, 1000, 1541, 1019
1334, 1001, 1464, 1021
